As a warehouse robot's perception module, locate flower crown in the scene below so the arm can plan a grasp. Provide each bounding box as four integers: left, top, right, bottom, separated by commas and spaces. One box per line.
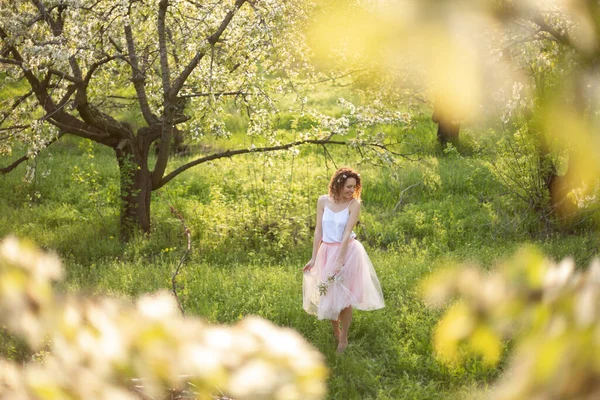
337, 173, 359, 183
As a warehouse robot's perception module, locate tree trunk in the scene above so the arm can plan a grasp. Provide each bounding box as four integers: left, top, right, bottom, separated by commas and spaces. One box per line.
116, 144, 152, 240
432, 106, 460, 149
543, 158, 576, 217
153, 127, 188, 156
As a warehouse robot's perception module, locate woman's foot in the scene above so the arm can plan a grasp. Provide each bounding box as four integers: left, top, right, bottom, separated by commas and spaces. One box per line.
332, 326, 341, 341
336, 340, 348, 353
331, 319, 341, 341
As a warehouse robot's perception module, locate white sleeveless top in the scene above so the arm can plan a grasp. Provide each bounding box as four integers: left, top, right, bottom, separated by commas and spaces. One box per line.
322, 201, 356, 243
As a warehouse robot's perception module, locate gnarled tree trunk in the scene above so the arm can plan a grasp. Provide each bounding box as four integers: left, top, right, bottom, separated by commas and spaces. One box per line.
116, 141, 153, 240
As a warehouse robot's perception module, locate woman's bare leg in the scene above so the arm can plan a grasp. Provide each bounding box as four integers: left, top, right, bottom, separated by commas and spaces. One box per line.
331, 319, 341, 341
337, 306, 352, 353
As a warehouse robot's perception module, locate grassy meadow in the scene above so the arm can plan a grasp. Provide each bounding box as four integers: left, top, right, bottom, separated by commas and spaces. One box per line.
1, 87, 600, 399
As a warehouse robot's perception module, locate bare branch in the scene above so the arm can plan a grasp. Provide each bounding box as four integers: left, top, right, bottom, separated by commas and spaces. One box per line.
294, 68, 368, 87
0, 154, 29, 174
394, 183, 421, 211
46, 116, 114, 144
179, 91, 250, 98
107, 95, 138, 100
46, 67, 81, 84
364, 142, 422, 162
0, 133, 63, 175
56, 84, 77, 110
156, 138, 346, 189
156, 191, 192, 316
321, 143, 338, 170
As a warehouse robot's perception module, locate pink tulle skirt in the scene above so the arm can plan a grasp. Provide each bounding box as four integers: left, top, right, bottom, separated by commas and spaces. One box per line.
303, 239, 385, 320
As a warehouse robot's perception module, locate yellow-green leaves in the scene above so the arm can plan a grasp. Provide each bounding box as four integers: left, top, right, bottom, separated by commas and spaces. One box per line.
433, 301, 475, 364
423, 247, 600, 399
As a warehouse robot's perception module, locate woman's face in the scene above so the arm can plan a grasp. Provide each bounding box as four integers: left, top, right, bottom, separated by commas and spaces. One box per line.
341, 177, 357, 201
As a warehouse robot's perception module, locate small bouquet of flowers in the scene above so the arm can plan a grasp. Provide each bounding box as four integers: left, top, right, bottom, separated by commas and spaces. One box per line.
317, 273, 343, 296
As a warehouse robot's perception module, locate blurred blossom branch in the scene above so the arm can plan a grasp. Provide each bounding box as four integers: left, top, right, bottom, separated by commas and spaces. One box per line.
0, 237, 327, 399
421, 247, 600, 399
309, 0, 600, 218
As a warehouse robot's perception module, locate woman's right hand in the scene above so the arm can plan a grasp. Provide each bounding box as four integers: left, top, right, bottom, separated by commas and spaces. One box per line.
303, 259, 315, 272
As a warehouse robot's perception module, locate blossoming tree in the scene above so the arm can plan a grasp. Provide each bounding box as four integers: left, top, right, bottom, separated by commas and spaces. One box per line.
0, 0, 410, 239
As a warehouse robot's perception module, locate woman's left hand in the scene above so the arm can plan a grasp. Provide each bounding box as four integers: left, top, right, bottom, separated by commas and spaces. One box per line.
333, 259, 344, 275
303, 259, 315, 272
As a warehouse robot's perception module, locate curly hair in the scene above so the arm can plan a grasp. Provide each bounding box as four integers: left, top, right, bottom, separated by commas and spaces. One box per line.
328, 167, 362, 202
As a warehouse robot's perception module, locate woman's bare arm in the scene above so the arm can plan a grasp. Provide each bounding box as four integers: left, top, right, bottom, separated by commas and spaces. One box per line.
333, 200, 361, 273
303, 195, 326, 271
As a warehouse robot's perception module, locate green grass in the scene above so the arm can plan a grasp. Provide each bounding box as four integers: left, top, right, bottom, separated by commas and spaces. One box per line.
2, 87, 600, 398
60, 245, 501, 399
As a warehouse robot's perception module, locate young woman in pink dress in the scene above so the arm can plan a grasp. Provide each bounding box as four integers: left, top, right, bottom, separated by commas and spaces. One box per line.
302, 167, 385, 353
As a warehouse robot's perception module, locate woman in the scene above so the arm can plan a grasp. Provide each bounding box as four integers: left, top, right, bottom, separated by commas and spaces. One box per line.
302, 167, 385, 353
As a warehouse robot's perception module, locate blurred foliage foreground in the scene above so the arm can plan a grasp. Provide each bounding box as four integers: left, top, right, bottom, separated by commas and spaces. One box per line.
0, 237, 326, 400
423, 247, 600, 400
3, 238, 600, 399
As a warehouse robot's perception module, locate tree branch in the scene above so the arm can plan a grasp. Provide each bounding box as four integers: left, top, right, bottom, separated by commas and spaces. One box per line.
169, 0, 247, 98
179, 91, 250, 98
83, 55, 124, 85
0, 125, 30, 132
46, 116, 115, 144
530, 12, 577, 52
394, 183, 421, 211
155, 138, 346, 189
67, 54, 131, 137
1, 27, 52, 111
206, 0, 247, 46
158, 0, 172, 96
152, 0, 176, 188
0, 58, 80, 83
0, 58, 21, 66
156, 191, 192, 316
0, 90, 33, 126
30, 0, 64, 36
109, 36, 124, 53
124, 24, 157, 125
153, 0, 249, 188
1, 27, 116, 145
46, 68, 79, 84
0, 133, 63, 175
0, 154, 29, 175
